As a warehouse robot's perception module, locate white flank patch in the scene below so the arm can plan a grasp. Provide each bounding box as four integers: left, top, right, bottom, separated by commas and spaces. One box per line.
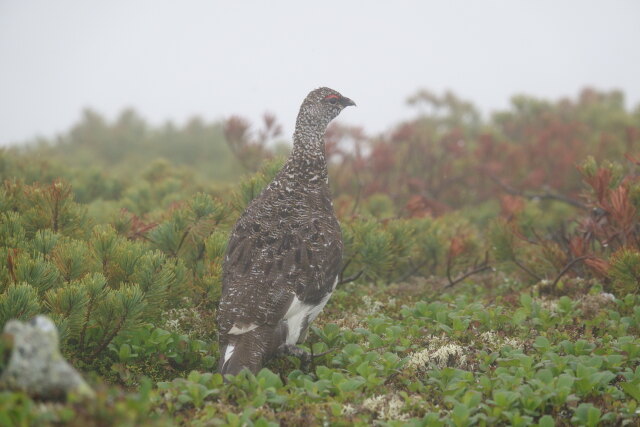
283, 296, 307, 345
228, 323, 259, 335
283, 291, 332, 345
306, 292, 332, 325
223, 344, 235, 363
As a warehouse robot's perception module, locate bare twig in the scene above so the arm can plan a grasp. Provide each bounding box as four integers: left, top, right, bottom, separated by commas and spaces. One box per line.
551, 256, 590, 288
446, 251, 455, 285
513, 258, 543, 281
338, 270, 363, 286
396, 257, 432, 283
349, 157, 363, 216
443, 264, 493, 289
486, 172, 588, 210
444, 252, 492, 288
339, 257, 353, 280
91, 316, 126, 359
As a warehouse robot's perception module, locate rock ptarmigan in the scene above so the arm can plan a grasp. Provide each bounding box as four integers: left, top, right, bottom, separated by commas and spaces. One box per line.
217, 87, 355, 376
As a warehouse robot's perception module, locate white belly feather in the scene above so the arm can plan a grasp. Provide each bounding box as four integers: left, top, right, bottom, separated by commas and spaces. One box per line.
283, 276, 338, 345
283, 292, 332, 344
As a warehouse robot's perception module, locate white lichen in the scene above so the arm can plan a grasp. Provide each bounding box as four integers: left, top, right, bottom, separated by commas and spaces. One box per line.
537, 298, 559, 312
332, 313, 365, 331
600, 292, 615, 301
162, 305, 210, 338
406, 336, 469, 371
578, 292, 617, 316
330, 295, 388, 332
479, 331, 523, 351
361, 295, 385, 315
362, 393, 408, 421
341, 403, 357, 416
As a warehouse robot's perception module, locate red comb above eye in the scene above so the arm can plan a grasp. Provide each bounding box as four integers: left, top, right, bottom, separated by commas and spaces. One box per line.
324, 94, 340, 100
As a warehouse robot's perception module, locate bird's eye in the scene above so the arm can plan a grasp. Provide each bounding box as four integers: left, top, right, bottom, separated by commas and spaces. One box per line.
324, 94, 340, 105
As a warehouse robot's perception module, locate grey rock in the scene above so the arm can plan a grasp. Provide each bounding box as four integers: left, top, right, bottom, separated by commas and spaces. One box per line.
0, 315, 94, 400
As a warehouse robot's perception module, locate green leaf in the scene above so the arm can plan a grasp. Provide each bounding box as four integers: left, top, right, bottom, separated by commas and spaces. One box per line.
257, 369, 283, 389
533, 336, 550, 352
537, 415, 555, 427
118, 343, 133, 361
451, 403, 470, 427
520, 294, 533, 311
621, 381, 640, 401
337, 377, 365, 393
572, 403, 602, 427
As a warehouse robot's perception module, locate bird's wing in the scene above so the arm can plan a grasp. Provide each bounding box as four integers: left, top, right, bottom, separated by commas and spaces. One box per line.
218, 224, 294, 335
218, 193, 343, 335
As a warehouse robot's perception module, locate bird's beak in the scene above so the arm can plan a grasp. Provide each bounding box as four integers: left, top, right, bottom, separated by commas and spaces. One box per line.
340, 96, 356, 107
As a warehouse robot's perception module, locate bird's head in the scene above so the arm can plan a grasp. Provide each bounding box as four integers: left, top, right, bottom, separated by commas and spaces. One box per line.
298, 87, 356, 128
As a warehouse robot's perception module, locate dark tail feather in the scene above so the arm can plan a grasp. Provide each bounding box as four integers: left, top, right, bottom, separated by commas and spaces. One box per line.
218, 335, 264, 376
218, 325, 286, 377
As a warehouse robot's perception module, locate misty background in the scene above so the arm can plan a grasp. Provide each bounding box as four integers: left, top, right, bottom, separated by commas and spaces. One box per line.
1, 0, 640, 145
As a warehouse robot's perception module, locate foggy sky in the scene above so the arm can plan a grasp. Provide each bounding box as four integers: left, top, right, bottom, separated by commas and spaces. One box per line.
1, 0, 639, 145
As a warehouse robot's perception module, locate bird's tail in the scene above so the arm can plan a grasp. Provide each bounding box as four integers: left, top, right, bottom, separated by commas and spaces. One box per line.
218, 325, 285, 377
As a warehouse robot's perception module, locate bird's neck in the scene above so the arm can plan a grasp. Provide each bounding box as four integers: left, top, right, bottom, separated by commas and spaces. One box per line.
284, 120, 329, 183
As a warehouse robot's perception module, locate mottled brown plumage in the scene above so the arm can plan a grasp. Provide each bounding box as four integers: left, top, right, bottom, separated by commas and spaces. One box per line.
217, 87, 355, 376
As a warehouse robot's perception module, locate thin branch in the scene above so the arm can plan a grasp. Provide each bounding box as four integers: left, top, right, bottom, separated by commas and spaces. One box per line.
338, 270, 363, 286
396, 257, 432, 283
339, 257, 353, 280
551, 256, 590, 288
513, 258, 543, 281
486, 172, 589, 210
384, 371, 401, 385
444, 265, 493, 289
349, 157, 363, 216
91, 316, 126, 359
78, 297, 95, 355
446, 252, 455, 286
173, 228, 191, 258
444, 252, 492, 289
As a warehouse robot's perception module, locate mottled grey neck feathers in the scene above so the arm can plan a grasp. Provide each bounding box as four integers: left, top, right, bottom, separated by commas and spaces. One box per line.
285, 115, 329, 183
279, 87, 355, 185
